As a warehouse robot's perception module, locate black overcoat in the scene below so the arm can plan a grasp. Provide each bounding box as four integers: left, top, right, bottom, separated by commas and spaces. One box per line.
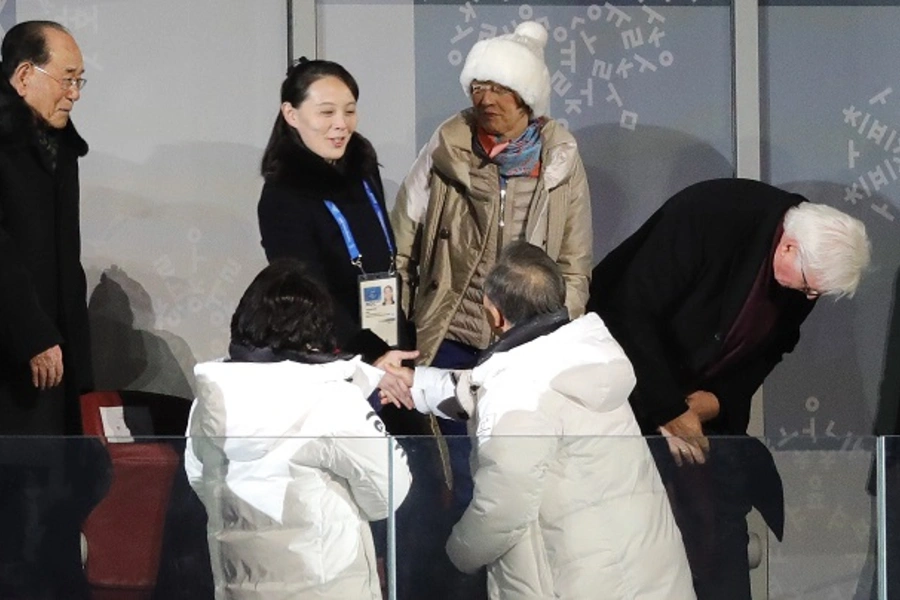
588, 178, 816, 435
257, 132, 407, 362
0, 82, 93, 434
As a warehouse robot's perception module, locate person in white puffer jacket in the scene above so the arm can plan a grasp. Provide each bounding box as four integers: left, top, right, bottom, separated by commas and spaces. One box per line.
185, 259, 411, 600
387, 242, 694, 600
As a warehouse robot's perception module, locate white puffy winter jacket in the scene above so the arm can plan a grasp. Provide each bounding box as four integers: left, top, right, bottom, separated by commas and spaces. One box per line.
185, 357, 411, 600
415, 313, 695, 600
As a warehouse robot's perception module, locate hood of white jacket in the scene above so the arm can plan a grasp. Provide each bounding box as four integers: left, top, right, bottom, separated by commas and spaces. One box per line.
472, 313, 635, 415
192, 357, 383, 462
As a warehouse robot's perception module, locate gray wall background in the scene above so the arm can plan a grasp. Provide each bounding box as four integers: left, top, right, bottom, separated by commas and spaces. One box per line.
762, 4, 900, 447
760, 8, 900, 595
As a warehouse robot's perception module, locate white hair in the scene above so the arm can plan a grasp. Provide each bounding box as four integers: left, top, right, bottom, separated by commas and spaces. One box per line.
783, 203, 871, 298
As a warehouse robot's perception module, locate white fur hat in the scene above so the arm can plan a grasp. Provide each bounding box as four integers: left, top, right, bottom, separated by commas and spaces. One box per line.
459, 21, 551, 117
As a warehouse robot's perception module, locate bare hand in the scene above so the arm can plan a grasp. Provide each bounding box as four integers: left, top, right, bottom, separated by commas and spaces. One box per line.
660, 409, 708, 466
686, 390, 720, 422
373, 349, 419, 370
30, 345, 63, 390
385, 364, 414, 388
373, 350, 418, 410
377, 369, 415, 410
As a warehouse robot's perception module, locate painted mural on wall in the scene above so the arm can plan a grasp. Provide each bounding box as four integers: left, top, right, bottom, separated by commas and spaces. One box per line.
0, 1, 14, 33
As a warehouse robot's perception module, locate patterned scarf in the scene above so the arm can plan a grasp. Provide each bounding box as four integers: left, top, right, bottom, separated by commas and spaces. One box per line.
476, 118, 544, 178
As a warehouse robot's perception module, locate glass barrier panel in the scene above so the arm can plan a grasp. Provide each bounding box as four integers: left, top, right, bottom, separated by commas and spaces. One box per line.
882, 435, 900, 598
394, 434, 878, 600
0, 434, 883, 599
0, 435, 403, 599
768, 436, 877, 599
0, 436, 213, 598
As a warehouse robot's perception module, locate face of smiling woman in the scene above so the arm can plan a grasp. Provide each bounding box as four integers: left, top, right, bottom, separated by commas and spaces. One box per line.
282, 75, 358, 161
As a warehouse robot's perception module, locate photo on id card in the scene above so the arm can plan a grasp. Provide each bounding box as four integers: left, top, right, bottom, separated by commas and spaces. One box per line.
359, 273, 398, 346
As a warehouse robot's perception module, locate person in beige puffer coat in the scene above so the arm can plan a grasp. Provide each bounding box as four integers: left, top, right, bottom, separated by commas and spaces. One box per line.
391, 21, 593, 369
390, 28, 593, 597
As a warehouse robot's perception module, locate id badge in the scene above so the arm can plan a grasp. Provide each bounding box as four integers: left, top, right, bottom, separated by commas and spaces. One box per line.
359, 272, 399, 346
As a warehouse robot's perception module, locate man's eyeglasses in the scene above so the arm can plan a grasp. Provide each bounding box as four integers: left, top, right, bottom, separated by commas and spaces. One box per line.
470, 82, 514, 97
32, 64, 87, 92
798, 256, 822, 299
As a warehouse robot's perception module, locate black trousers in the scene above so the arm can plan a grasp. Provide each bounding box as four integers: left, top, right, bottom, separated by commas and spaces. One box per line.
648, 437, 761, 600
0, 437, 111, 599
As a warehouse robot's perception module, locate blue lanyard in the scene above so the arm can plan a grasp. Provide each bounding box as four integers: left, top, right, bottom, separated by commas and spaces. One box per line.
323, 180, 394, 273
363, 180, 395, 257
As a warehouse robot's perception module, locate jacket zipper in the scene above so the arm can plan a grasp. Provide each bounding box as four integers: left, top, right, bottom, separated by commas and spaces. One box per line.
497, 176, 507, 259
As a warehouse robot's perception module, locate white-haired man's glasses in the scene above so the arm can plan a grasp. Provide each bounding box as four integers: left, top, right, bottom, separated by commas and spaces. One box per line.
798, 255, 822, 299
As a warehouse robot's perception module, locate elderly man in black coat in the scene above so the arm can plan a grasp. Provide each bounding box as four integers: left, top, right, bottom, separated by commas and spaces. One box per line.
0, 20, 103, 598
588, 178, 870, 600
0, 20, 92, 436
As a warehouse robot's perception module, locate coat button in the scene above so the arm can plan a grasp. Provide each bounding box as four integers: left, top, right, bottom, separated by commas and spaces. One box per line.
429, 280, 439, 290
439, 228, 450, 239
714, 333, 721, 341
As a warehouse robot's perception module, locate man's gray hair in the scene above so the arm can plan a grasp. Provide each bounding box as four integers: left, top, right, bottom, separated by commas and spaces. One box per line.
784, 202, 871, 298
484, 241, 566, 325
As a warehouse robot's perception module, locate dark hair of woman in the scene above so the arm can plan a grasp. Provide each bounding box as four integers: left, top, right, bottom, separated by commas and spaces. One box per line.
230, 258, 337, 354
260, 58, 360, 177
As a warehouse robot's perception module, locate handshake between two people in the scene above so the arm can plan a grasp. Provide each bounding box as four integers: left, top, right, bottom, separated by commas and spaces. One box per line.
372, 349, 419, 410
371, 349, 476, 423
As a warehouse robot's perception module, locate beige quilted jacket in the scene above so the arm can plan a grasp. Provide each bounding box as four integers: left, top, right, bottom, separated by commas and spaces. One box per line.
391, 110, 593, 365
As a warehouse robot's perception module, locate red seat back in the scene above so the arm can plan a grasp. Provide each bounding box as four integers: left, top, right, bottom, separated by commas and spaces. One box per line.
79, 391, 188, 597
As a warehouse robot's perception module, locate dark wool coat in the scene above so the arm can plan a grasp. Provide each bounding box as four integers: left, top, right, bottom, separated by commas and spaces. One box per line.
0, 81, 93, 434
257, 133, 403, 363
588, 178, 816, 436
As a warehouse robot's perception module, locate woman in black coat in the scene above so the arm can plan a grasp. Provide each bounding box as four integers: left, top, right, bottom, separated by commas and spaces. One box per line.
256, 59, 416, 400
256, 60, 436, 597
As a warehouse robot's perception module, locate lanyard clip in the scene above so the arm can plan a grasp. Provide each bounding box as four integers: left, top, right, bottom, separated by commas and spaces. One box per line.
352, 255, 365, 274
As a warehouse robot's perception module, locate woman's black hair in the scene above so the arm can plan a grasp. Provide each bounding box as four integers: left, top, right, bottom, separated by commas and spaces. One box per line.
230, 258, 337, 354
260, 58, 360, 177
